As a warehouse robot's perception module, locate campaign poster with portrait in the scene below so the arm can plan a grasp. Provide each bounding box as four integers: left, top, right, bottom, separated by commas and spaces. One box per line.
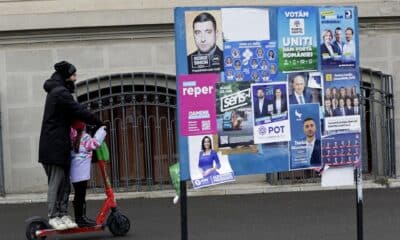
178, 74, 219, 136
251, 82, 290, 144
215, 82, 256, 152
223, 41, 278, 82
185, 10, 224, 74
287, 72, 323, 107
322, 132, 361, 166
188, 134, 235, 189
289, 104, 322, 170
277, 6, 318, 72
322, 70, 360, 132
319, 7, 357, 69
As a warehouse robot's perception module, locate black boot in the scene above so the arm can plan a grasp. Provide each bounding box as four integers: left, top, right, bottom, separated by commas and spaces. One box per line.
73, 201, 96, 227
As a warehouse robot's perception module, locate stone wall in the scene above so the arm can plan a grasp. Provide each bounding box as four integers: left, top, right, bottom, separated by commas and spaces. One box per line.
0, 0, 399, 193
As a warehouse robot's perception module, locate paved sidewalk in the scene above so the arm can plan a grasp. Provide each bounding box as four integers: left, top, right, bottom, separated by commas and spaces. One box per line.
1, 178, 399, 204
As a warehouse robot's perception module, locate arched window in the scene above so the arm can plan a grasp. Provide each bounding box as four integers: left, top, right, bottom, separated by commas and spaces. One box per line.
76, 73, 177, 192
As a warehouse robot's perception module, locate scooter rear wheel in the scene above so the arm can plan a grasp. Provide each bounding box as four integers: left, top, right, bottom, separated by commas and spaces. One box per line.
25, 220, 47, 240
107, 212, 131, 236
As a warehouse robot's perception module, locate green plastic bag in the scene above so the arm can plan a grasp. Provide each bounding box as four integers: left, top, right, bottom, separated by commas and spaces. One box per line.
169, 163, 180, 204
95, 142, 110, 162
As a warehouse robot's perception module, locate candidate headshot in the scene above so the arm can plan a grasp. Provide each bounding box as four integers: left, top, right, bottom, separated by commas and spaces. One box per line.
198, 136, 221, 177
253, 87, 270, 119
333, 27, 344, 55
226, 70, 234, 81
186, 11, 223, 73
342, 27, 355, 61
256, 48, 264, 58
272, 87, 287, 115
303, 117, 321, 166
268, 50, 275, 60
225, 57, 232, 66
320, 29, 336, 60
289, 74, 312, 105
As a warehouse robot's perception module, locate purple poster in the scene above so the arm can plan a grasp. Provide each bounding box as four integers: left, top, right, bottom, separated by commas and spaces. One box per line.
179, 74, 219, 136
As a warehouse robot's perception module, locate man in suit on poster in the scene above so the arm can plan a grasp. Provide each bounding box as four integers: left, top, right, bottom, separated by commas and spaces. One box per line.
303, 117, 321, 166
254, 88, 270, 119
289, 74, 312, 104
324, 98, 334, 117
332, 27, 344, 55
187, 12, 223, 73
342, 27, 356, 62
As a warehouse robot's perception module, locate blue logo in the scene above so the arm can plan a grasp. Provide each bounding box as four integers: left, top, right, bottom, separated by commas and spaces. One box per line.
258, 126, 267, 136
345, 10, 352, 19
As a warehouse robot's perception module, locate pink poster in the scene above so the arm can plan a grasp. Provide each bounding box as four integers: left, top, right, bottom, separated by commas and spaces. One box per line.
179, 74, 219, 136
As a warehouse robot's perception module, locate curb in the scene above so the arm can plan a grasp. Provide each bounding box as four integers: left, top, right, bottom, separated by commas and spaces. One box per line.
0, 179, 398, 205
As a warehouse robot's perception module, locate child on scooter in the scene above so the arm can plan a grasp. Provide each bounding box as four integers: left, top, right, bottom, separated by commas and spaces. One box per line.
70, 121, 106, 227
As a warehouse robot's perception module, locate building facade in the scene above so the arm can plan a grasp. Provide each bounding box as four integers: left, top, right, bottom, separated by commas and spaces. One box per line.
0, 0, 399, 193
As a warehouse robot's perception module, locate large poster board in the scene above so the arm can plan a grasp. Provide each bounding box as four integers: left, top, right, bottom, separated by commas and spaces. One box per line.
175, 6, 360, 186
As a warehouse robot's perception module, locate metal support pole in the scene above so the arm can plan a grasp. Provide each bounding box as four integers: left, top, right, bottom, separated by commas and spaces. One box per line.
355, 167, 363, 240
180, 181, 188, 240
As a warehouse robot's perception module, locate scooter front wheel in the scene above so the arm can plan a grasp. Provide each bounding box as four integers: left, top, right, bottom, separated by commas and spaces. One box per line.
107, 211, 131, 236
25, 220, 47, 240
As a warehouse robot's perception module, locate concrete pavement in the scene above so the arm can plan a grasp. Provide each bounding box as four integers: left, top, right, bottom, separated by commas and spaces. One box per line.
1, 178, 399, 205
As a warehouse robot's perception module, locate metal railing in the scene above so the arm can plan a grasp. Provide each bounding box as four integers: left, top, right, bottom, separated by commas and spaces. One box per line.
76, 73, 177, 192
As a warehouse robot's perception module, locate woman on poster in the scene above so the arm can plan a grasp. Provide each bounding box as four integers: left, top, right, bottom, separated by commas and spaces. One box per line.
198, 136, 221, 177
272, 87, 287, 115
320, 29, 337, 61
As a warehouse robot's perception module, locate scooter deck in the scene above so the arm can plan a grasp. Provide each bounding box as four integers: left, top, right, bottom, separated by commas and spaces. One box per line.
36, 224, 106, 237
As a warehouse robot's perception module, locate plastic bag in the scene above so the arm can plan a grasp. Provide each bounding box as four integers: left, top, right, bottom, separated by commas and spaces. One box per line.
169, 163, 180, 204
96, 142, 110, 162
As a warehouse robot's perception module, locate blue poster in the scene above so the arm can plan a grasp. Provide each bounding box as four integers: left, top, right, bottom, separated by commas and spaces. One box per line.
322, 132, 361, 166
251, 82, 291, 144
319, 7, 357, 69
223, 41, 278, 82
289, 104, 322, 169
277, 7, 318, 72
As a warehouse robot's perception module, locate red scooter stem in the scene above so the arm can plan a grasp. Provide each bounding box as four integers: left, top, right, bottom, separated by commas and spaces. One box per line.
96, 160, 117, 225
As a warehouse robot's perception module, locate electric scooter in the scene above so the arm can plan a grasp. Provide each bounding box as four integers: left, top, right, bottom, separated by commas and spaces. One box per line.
25, 142, 131, 239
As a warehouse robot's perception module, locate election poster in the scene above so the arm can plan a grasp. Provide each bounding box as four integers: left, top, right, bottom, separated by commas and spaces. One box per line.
319, 7, 357, 69
322, 70, 360, 132
223, 41, 278, 82
215, 82, 257, 153
322, 132, 361, 166
278, 6, 318, 72
289, 104, 322, 169
185, 10, 224, 74
178, 74, 219, 136
287, 72, 323, 107
251, 82, 290, 144
188, 134, 235, 189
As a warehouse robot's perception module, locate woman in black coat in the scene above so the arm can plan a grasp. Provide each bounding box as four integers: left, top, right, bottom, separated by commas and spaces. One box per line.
38, 61, 103, 230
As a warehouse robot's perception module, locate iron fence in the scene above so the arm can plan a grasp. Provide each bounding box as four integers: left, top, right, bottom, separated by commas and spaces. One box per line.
76, 73, 177, 192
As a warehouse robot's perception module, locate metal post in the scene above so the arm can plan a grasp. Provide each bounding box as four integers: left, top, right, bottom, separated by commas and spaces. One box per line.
0, 110, 4, 197
355, 167, 363, 240
180, 180, 188, 240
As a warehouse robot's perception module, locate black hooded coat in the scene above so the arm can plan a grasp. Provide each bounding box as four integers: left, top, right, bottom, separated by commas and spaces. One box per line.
38, 72, 102, 167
